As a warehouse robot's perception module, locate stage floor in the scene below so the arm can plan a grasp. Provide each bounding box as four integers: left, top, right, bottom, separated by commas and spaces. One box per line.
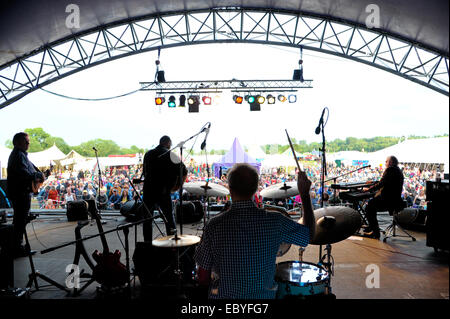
5, 211, 449, 300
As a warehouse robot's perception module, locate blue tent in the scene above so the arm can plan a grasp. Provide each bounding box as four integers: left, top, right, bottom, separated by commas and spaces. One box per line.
213, 138, 261, 177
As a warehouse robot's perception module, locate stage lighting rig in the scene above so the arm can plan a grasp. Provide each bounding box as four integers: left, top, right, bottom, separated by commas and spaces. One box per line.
267, 95, 276, 104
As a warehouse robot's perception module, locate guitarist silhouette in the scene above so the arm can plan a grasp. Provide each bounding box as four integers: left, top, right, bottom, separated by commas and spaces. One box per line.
7, 132, 45, 257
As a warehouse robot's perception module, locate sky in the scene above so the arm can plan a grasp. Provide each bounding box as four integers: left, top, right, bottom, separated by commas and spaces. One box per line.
0, 42, 448, 152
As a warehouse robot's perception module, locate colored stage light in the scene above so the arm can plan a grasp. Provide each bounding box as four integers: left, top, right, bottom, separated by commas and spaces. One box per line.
168, 96, 176, 107
188, 95, 200, 113
288, 94, 297, 103
233, 95, 244, 104
155, 97, 165, 105
247, 95, 256, 104
278, 95, 287, 102
202, 96, 212, 105
267, 95, 276, 104
257, 95, 265, 104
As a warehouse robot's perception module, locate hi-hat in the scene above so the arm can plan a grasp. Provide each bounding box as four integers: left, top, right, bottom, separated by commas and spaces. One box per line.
260, 182, 299, 199
152, 234, 201, 248
299, 206, 361, 245
184, 181, 229, 197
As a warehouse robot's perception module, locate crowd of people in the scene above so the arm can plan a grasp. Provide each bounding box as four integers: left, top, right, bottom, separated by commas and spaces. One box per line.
31, 160, 440, 212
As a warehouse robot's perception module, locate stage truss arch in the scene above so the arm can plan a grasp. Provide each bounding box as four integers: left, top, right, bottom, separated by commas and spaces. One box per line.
0, 8, 448, 109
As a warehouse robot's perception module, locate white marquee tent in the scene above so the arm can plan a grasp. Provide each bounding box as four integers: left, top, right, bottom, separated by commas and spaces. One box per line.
368, 137, 449, 171
27, 144, 66, 167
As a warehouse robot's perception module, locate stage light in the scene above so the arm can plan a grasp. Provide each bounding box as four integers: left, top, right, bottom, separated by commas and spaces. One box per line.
257, 95, 265, 104
188, 95, 200, 113
288, 94, 297, 103
168, 96, 176, 107
155, 97, 165, 105
202, 96, 212, 105
278, 95, 287, 103
233, 95, 243, 104
267, 95, 276, 104
247, 95, 256, 104
179, 95, 186, 107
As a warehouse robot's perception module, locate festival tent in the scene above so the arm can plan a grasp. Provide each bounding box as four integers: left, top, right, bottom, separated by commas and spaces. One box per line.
55, 149, 87, 166
368, 137, 449, 172
27, 144, 66, 167
0, 145, 12, 178
213, 138, 261, 177
247, 145, 267, 162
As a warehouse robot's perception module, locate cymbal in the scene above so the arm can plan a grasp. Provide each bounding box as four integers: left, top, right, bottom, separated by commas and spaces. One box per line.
184, 181, 229, 197
260, 182, 299, 199
299, 206, 362, 245
152, 234, 201, 248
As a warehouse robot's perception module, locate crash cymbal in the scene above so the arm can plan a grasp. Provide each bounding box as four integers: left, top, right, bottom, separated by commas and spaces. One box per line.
152, 234, 201, 248
299, 206, 361, 245
184, 181, 229, 197
260, 182, 299, 199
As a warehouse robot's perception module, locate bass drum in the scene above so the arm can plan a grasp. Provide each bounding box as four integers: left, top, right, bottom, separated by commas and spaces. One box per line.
275, 261, 330, 299
263, 205, 293, 257
176, 201, 204, 224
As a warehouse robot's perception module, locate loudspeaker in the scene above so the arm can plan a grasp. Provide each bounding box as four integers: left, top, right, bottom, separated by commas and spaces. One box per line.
425, 180, 449, 251
132, 241, 196, 287
0, 224, 14, 289
66, 200, 89, 221
293, 69, 304, 82
176, 201, 203, 224
120, 200, 144, 221
157, 70, 165, 83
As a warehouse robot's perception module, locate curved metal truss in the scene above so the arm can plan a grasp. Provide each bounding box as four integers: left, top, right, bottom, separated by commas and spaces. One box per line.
0, 8, 448, 109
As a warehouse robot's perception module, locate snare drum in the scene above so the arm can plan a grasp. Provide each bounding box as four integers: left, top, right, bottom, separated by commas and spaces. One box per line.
275, 261, 329, 299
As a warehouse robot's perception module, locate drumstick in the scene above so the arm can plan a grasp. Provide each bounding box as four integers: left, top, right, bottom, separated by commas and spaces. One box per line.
285, 129, 304, 173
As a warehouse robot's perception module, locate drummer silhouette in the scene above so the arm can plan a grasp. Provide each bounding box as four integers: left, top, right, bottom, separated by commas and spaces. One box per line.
194, 163, 315, 299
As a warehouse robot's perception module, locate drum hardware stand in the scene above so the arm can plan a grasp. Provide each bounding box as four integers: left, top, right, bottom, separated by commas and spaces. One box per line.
298, 247, 305, 262
24, 226, 69, 294
318, 244, 334, 295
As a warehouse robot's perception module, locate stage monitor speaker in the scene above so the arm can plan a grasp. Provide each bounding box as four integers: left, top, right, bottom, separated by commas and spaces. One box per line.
176, 201, 203, 224
0, 224, 14, 289
132, 241, 196, 287
66, 200, 89, 221
120, 200, 144, 221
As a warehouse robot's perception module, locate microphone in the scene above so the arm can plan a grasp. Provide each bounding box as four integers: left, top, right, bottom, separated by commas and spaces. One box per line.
201, 123, 211, 150
92, 146, 98, 152
358, 165, 371, 170
315, 108, 326, 135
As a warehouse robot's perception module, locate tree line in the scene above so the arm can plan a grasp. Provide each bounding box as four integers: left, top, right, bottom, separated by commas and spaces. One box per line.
4, 128, 448, 157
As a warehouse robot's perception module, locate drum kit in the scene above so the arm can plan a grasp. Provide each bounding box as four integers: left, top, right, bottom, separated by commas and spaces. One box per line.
150, 177, 361, 300
262, 181, 362, 299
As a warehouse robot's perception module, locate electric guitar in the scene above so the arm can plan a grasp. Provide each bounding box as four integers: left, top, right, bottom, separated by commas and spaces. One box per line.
90, 203, 128, 288
31, 164, 53, 195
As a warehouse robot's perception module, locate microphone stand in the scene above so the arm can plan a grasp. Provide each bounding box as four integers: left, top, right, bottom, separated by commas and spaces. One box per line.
92, 148, 104, 222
